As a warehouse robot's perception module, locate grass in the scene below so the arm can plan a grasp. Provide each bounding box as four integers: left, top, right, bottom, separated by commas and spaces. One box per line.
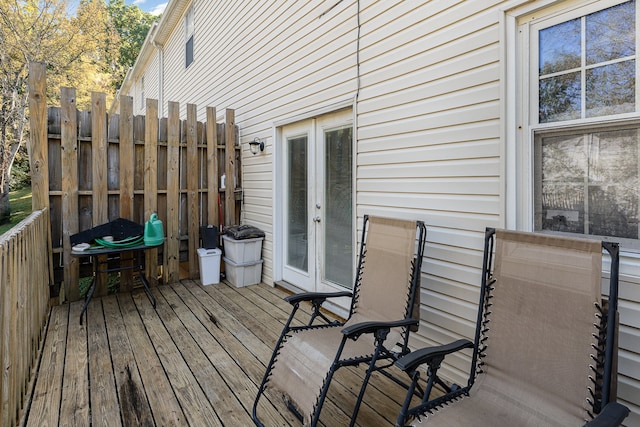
0, 187, 33, 236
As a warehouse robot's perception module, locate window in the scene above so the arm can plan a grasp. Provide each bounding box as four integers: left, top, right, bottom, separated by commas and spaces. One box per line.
522, 0, 640, 245
185, 5, 194, 68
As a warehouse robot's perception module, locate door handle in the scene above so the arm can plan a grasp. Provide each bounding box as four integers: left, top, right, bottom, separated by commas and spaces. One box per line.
313, 216, 321, 222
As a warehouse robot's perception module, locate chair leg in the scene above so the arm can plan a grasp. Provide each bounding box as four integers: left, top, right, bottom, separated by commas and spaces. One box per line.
349, 343, 384, 427
253, 303, 302, 426
396, 371, 420, 427
310, 337, 349, 427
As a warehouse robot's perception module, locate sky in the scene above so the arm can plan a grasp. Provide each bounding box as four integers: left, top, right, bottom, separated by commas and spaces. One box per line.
129, 0, 167, 15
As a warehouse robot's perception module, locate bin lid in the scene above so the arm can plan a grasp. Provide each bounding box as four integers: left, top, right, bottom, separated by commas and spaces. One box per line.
197, 247, 222, 256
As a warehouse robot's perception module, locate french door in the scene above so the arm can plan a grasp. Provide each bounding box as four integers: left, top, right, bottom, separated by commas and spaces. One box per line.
280, 111, 354, 296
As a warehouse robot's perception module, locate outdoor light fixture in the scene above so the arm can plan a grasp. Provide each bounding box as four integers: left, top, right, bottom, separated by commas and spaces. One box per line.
249, 137, 265, 155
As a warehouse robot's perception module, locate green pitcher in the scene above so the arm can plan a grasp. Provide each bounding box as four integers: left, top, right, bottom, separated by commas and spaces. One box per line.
144, 213, 164, 246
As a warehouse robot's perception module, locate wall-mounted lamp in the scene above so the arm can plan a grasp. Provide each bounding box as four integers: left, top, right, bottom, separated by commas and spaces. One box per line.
249, 137, 265, 155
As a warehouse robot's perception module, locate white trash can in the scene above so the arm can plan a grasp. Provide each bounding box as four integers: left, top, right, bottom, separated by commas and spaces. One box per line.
197, 247, 222, 285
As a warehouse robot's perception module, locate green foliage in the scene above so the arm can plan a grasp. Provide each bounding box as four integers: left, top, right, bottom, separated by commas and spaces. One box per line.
10, 145, 30, 190
107, 0, 158, 90
0, 187, 32, 235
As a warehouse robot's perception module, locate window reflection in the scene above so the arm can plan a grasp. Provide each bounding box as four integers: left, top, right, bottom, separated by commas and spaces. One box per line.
536, 129, 640, 240
538, 1, 636, 123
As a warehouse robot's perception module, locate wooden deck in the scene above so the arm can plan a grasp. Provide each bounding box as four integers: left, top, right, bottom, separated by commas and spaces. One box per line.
21, 280, 416, 426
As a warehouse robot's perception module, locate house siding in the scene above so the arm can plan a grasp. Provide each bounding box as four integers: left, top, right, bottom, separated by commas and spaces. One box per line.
117, 0, 640, 421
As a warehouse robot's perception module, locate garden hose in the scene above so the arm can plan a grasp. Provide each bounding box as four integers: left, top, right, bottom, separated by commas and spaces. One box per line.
94, 235, 144, 248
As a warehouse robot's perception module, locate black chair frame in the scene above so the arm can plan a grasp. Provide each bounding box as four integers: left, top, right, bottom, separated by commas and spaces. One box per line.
394, 228, 630, 427
253, 215, 427, 426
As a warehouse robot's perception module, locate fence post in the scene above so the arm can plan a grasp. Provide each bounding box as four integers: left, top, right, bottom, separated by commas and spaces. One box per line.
144, 99, 159, 284
27, 62, 49, 212
61, 88, 79, 302
165, 101, 180, 283
27, 61, 54, 296
92, 92, 109, 296
206, 107, 219, 228
186, 104, 198, 279
119, 95, 135, 291
224, 109, 236, 227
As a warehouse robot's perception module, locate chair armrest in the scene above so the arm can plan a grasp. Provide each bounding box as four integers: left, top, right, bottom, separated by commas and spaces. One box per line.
341, 318, 418, 338
284, 291, 353, 305
584, 402, 630, 427
395, 339, 474, 372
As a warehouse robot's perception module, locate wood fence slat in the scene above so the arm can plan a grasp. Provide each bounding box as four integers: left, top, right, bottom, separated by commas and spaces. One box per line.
119, 96, 135, 291
61, 88, 80, 302
206, 107, 219, 228
187, 104, 198, 279
1, 239, 13, 426
166, 102, 181, 284
27, 62, 50, 212
92, 92, 109, 297
224, 109, 236, 227
145, 99, 159, 284
91, 92, 108, 222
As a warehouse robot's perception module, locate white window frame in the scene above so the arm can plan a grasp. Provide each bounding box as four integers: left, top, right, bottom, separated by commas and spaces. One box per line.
505, 0, 640, 246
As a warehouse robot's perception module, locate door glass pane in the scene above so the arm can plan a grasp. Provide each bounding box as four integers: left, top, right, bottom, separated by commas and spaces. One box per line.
287, 136, 308, 271
323, 126, 353, 288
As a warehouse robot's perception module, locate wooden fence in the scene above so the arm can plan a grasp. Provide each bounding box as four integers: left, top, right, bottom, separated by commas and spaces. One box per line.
0, 209, 52, 427
28, 62, 241, 303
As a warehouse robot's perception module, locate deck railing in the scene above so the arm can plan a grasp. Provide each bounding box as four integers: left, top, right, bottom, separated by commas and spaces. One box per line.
0, 209, 52, 427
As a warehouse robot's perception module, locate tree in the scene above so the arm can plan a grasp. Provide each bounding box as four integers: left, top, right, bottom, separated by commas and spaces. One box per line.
0, 0, 119, 223
107, 0, 158, 90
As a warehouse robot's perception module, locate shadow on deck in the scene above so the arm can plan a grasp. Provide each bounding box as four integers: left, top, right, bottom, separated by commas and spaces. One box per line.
21, 280, 420, 426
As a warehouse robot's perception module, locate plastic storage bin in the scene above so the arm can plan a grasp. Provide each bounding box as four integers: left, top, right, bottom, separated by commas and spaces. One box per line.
222, 235, 263, 263
223, 257, 263, 287
197, 247, 222, 285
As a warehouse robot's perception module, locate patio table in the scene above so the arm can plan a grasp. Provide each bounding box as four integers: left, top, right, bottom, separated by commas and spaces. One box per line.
71, 243, 160, 324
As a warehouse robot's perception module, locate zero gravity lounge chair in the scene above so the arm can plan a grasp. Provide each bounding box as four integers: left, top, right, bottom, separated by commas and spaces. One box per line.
394, 228, 630, 427
252, 216, 427, 426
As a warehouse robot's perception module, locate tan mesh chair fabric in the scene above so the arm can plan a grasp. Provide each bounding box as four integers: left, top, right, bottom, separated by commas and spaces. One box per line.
268, 217, 418, 426
422, 230, 602, 426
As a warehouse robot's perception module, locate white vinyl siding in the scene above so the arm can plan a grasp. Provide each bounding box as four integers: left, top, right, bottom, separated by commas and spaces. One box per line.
118, 1, 640, 421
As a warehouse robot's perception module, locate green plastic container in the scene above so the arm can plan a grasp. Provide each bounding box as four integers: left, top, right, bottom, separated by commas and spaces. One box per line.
144, 213, 164, 246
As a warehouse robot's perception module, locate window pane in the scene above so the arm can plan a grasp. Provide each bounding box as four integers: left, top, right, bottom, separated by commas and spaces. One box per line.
586, 60, 635, 117
536, 129, 640, 240
539, 183, 585, 233
539, 18, 581, 74
323, 126, 353, 288
539, 71, 581, 123
541, 134, 587, 182
586, 1, 635, 65
186, 35, 194, 67
287, 136, 308, 271
588, 129, 639, 238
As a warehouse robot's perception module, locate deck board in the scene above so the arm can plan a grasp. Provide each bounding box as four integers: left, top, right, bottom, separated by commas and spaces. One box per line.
23, 280, 426, 426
